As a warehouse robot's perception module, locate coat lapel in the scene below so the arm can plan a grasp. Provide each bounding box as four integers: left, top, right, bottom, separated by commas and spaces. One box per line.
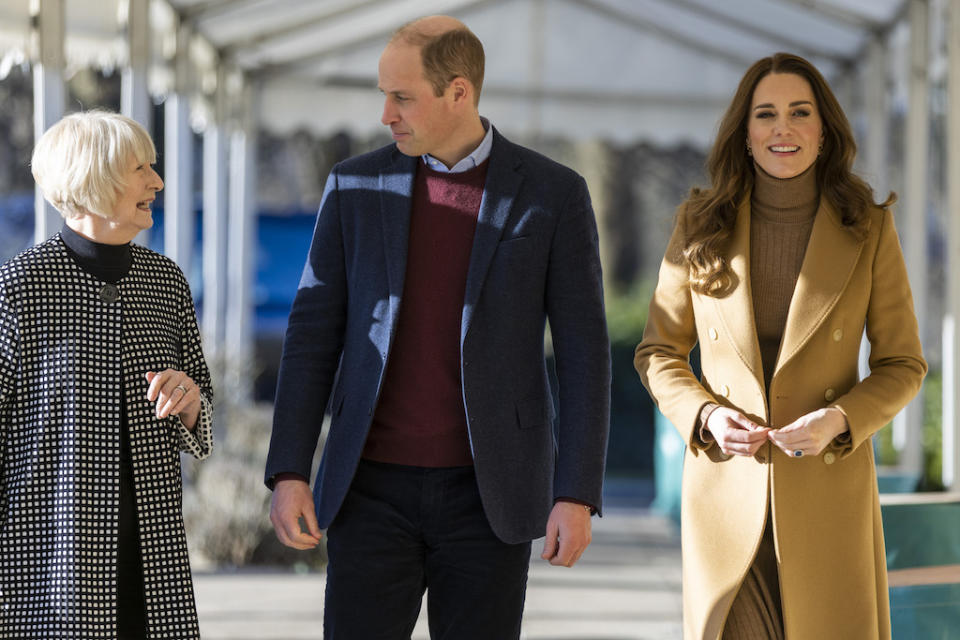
379, 151, 418, 302
461, 132, 523, 340
712, 199, 764, 387
773, 199, 866, 377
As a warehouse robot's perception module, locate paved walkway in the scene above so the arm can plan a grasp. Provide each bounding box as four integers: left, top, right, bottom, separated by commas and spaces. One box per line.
194, 504, 682, 640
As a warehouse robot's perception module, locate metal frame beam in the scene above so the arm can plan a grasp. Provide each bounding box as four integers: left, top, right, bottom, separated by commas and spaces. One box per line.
32, 0, 65, 244
235, 0, 503, 73
202, 66, 229, 352
181, 0, 264, 23
225, 78, 257, 401
776, 0, 889, 30
219, 0, 390, 57
944, 0, 960, 490
569, 0, 759, 70
121, 0, 150, 127
896, 0, 929, 478
123, 0, 152, 247
164, 19, 195, 276
649, 0, 850, 64
862, 37, 889, 196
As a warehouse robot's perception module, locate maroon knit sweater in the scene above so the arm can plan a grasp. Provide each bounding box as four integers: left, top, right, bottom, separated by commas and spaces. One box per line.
362, 159, 489, 466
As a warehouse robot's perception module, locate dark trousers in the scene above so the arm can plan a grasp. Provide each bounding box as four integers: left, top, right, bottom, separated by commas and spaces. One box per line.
324, 460, 532, 640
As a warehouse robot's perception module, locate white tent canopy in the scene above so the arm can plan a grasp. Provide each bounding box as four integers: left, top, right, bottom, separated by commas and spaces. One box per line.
0, 0, 907, 144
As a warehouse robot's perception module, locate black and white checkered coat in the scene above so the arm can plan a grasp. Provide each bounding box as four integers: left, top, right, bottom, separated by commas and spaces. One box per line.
0, 235, 213, 638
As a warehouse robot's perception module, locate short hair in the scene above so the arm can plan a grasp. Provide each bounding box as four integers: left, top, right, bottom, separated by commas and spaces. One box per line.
392, 24, 485, 105
31, 110, 157, 220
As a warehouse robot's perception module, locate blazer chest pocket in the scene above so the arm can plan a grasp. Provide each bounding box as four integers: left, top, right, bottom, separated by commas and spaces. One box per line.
498, 234, 529, 246
515, 394, 547, 430
494, 235, 532, 258
491, 236, 540, 287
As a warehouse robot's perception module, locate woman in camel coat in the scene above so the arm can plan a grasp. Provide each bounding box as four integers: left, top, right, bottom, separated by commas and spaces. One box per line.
635, 53, 926, 639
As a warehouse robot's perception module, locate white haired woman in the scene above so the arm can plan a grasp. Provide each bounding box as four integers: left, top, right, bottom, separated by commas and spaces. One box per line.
0, 110, 213, 638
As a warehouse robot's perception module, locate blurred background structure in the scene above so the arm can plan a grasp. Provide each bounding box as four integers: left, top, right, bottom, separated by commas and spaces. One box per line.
1, 0, 960, 637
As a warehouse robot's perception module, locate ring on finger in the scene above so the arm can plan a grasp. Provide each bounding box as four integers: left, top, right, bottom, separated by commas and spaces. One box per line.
792, 449, 804, 458
175, 384, 189, 394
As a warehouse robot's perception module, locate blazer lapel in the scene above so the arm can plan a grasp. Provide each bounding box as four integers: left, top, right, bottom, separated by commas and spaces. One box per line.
773, 199, 866, 377
461, 132, 523, 340
712, 199, 764, 388
379, 151, 418, 302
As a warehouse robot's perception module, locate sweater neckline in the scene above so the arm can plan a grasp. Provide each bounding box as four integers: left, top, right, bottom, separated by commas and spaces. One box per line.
60, 224, 133, 284
751, 163, 820, 225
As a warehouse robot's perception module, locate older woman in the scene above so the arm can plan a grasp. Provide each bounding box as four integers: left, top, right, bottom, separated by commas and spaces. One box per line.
0, 111, 213, 637
635, 53, 926, 639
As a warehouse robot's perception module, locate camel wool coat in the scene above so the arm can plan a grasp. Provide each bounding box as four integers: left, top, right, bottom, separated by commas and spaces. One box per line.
635, 196, 926, 640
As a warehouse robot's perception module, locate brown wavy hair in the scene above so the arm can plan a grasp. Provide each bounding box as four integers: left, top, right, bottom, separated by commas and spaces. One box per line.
682, 52, 894, 297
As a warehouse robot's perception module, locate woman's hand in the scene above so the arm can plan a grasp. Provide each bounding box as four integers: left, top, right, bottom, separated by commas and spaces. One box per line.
767, 407, 848, 458
704, 407, 770, 457
145, 369, 201, 430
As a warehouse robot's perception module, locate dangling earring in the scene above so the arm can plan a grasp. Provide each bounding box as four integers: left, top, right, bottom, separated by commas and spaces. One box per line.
817, 137, 824, 156
746, 139, 753, 157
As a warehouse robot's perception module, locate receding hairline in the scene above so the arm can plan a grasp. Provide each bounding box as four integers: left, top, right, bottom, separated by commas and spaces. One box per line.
390, 15, 471, 46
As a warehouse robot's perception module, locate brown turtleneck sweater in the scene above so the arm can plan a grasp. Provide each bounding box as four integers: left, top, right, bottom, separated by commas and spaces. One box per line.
716, 166, 818, 640
749, 163, 820, 392
695, 166, 820, 639
698, 164, 819, 436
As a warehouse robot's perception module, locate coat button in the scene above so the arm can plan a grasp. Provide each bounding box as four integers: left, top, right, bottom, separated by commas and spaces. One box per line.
719, 384, 730, 398
824, 452, 837, 465
824, 388, 836, 402
708, 327, 719, 341
833, 328, 843, 342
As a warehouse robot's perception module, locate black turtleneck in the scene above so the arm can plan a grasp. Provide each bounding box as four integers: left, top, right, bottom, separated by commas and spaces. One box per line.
60, 223, 133, 284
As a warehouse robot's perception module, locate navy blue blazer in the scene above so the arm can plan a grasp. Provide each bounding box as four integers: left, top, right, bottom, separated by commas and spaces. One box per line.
265, 129, 611, 544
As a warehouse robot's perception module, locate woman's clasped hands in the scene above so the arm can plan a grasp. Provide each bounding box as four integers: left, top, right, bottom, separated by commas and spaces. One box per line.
705, 406, 849, 458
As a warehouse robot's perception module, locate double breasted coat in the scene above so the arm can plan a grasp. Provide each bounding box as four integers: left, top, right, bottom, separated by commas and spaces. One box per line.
0, 235, 213, 638
635, 197, 926, 639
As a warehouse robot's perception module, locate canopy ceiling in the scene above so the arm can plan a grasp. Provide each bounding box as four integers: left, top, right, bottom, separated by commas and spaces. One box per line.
0, 0, 910, 144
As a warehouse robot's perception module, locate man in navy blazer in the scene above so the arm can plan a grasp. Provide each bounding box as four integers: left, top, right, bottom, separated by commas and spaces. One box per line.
265, 14, 610, 639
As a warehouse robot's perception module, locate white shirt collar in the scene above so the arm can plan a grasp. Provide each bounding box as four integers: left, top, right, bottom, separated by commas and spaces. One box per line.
422, 117, 493, 173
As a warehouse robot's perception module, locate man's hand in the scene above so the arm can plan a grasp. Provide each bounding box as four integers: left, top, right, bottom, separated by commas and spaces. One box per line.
270, 477, 323, 550
768, 407, 849, 457
705, 406, 769, 457
540, 501, 592, 567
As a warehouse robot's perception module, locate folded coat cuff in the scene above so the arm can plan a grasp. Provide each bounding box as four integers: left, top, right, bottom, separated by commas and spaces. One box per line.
693, 402, 720, 451
175, 394, 214, 460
